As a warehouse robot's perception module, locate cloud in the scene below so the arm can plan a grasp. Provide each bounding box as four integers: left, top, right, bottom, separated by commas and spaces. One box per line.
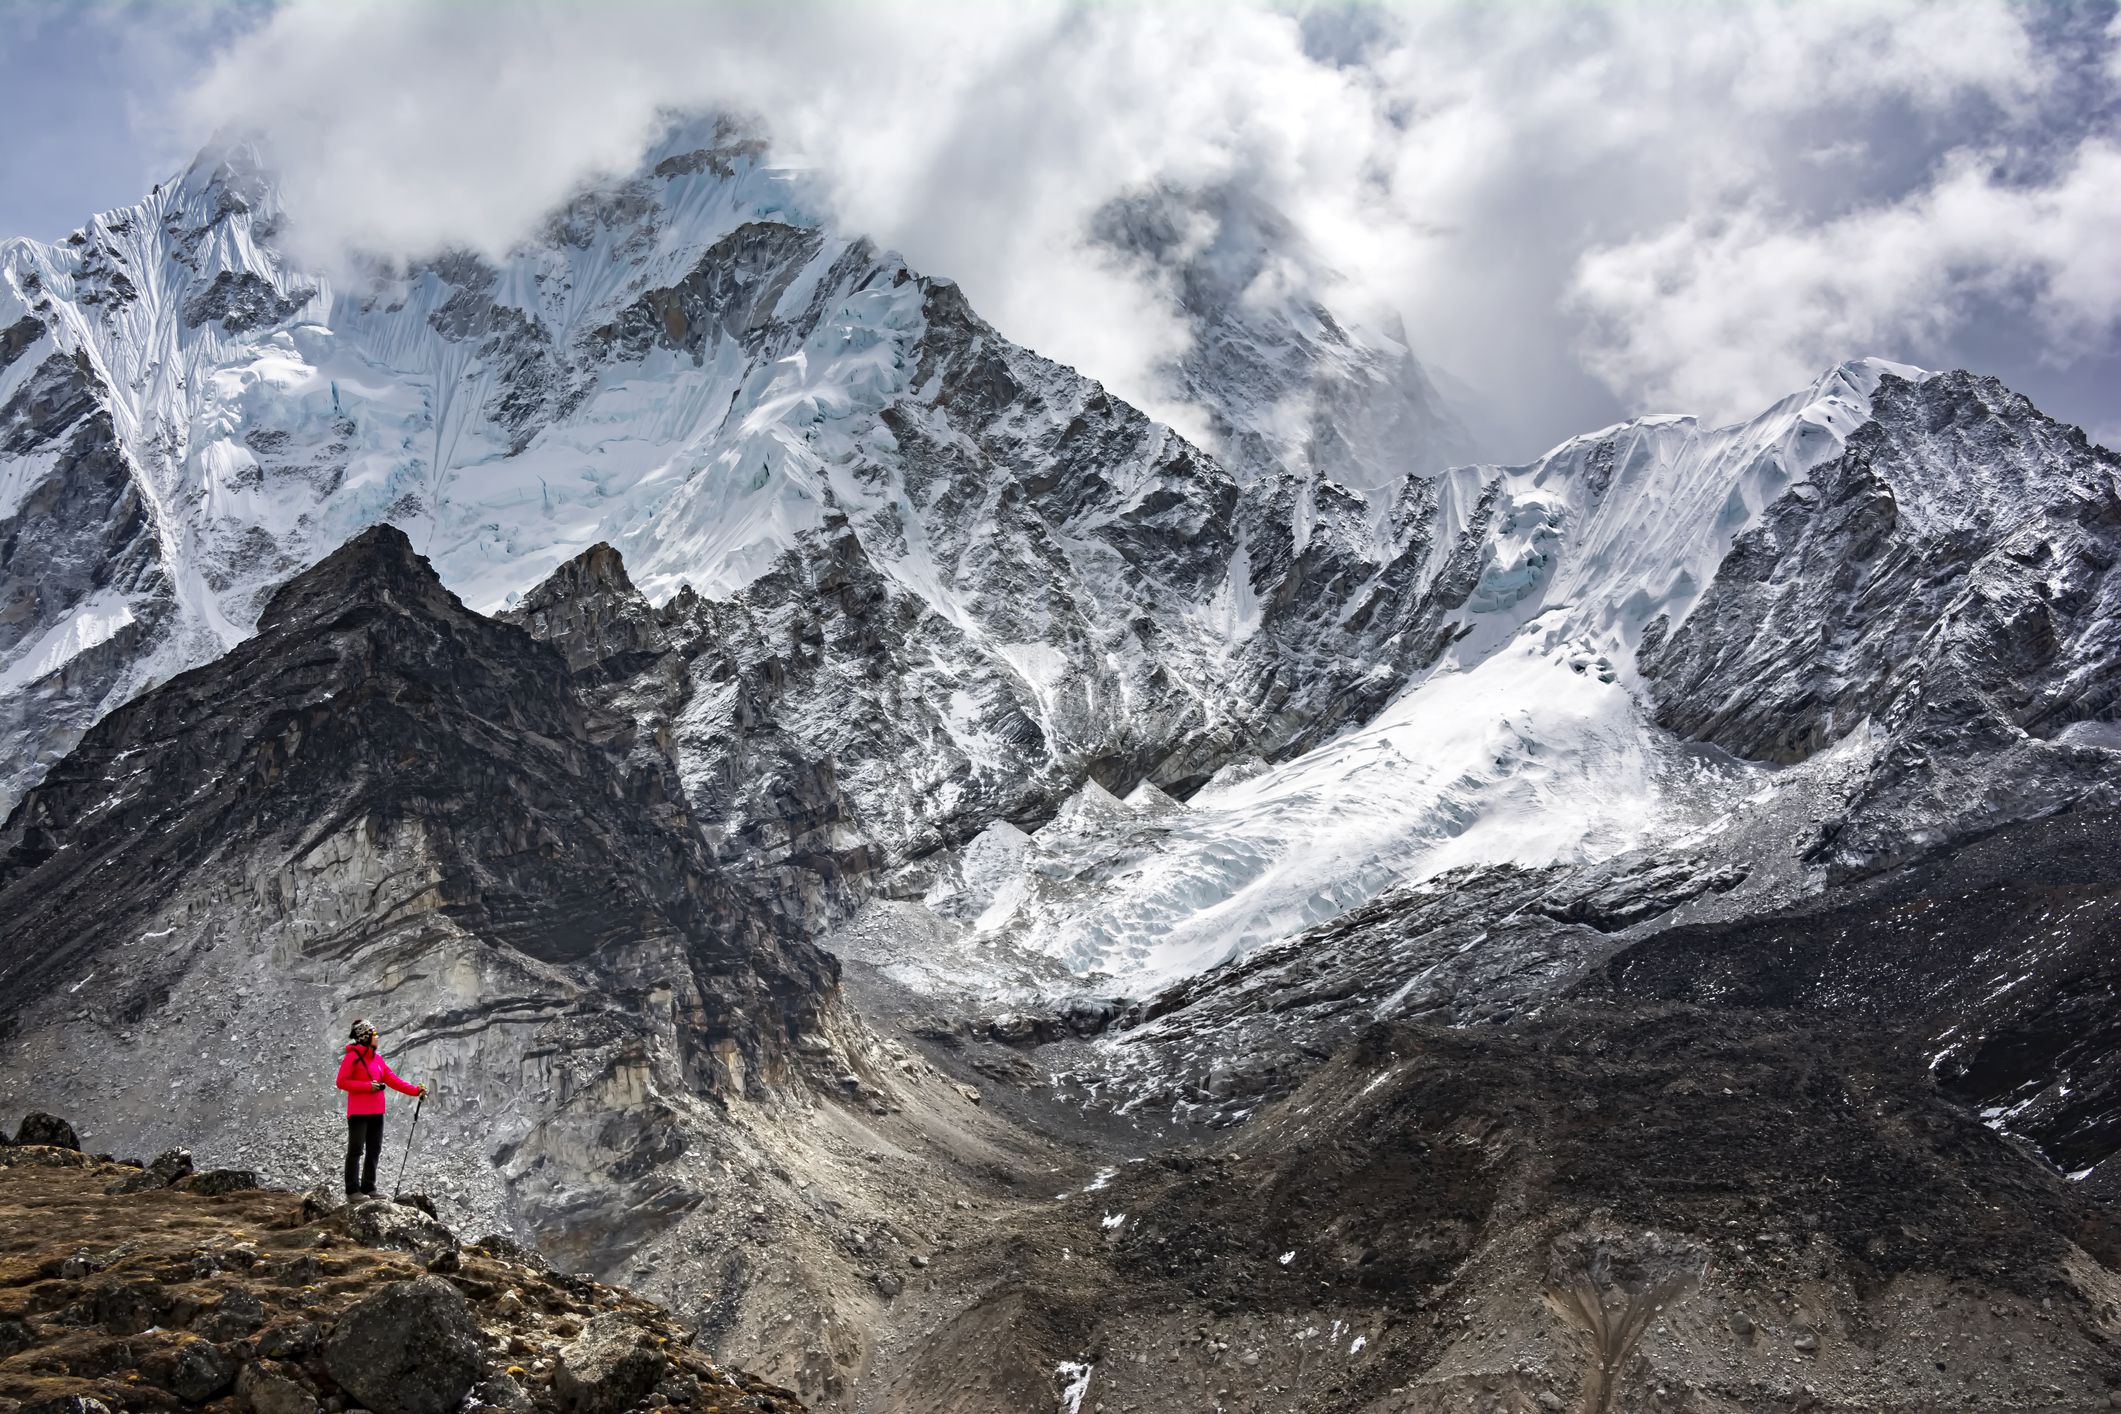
165, 0, 2121, 458
1572, 140, 2121, 418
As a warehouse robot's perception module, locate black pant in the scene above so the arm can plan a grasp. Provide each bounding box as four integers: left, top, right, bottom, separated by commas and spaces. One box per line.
345, 1114, 384, 1194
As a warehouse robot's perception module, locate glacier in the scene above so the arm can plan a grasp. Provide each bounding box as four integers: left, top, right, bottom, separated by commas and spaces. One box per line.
914, 359, 1935, 994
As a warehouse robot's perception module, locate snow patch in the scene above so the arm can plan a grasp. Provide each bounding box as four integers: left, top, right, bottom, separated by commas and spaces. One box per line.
1, 592, 136, 692
1055, 1361, 1094, 1414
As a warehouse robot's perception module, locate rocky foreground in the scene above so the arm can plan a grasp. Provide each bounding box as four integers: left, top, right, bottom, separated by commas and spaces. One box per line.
0, 1119, 802, 1414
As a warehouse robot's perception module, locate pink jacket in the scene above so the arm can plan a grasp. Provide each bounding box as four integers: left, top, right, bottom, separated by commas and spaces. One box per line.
336, 1043, 421, 1116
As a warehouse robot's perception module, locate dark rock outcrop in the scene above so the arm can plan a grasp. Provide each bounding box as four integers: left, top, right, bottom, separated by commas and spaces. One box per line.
499, 543, 666, 680
12, 1113, 79, 1150
0, 1148, 805, 1413
551, 1313, 666, 1414
345, 1197, 460, 1264
0, 343, 177, 818
180, 271, 312, 332
0, 527, 846, 1295
0, 524, 838, 1092
146, 1338, 238, 1402
183, 1168, 263, 1196
107, 1148, 193, 1194
235, 1360, 320, 1414
322, 1275, 485, 1414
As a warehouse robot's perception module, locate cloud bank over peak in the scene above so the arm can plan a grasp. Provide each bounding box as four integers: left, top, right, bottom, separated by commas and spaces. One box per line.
164, 0, 2121, 459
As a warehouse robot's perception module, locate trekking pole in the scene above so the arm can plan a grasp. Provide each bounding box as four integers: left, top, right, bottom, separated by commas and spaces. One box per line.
391, 1091, 425, 1200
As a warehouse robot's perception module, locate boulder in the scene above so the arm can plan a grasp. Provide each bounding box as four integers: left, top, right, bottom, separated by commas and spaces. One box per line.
344, 1198, 458, 1263
471, 1233, 544, 1269
19, 1398, 112, 1414
147, 1336, 238, 1401
192, 1288, 266, 1340
551, 1313, 666, 1414
44, 1249, 98, 1280
907, 1016, 971, 1049
986, 1013, 1052, 1046
468, 1372, 535, 1414
322, 1276, 484, 1414
274, 1255, 322, 1287
13, 1113, 79, 1150
0, 1317, 36, 1357
183, 1168, 263, 1196
92, 1280, 173, 1335
108, 1148, 195, 1194
298, 1187, 344, 1225
237, 1361, 320, 1414
1058, 995, 1127, 1036
254, 1321, 323, 1360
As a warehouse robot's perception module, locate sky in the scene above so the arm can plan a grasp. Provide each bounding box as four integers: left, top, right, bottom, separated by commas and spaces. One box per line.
2, 0, 2116, 460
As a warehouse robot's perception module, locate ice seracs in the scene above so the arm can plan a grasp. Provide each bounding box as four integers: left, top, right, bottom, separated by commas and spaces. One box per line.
918, 359, 1973, 994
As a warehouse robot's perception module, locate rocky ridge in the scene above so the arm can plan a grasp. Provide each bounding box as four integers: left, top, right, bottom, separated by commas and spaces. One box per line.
0, 119, 1475, 889
0, 526, 854, 1277
0, 1122, 803, 1414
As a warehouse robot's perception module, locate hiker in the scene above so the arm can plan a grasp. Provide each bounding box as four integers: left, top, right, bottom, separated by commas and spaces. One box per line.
336, 1018, 425, 1197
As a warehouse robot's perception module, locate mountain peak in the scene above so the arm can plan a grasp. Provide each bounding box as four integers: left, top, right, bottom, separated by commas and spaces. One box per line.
254, 522, 459, 634
501, 542, 665, 675
516, 541, 639, 610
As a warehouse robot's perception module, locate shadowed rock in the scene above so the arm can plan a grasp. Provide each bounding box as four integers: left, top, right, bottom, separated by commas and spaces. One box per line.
322, 1275, 484, 1414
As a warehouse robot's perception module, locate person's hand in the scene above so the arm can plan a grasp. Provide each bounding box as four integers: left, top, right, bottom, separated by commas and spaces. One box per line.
415, 1086, 428, 1097
372, 1082, 386, 1092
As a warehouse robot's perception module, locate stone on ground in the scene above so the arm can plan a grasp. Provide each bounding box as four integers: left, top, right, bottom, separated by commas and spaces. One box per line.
322, 1275, 484, 1414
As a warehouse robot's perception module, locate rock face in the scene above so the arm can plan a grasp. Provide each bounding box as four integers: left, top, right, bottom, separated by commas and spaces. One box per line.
0, 527, 842, 1264
1642, 369, 2121, 876
0, 334, 187, 819
322, 1276, 484, 1414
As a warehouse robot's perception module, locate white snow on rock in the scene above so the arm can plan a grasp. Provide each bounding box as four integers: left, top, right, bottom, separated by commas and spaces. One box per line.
0, 117, 1478, 829
1054, 1361, 1094, 1414
0, 591, 134, 693
921, 362, 1925, 994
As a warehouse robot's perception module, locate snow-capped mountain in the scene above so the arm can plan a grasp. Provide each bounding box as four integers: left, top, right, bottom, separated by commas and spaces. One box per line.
1091, 180, 1478, 490
0, 120, 1473, 827
909, 360, 2121, 995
